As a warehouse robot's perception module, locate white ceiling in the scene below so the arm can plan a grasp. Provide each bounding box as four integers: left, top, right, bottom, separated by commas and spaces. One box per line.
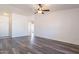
0, 4, 33, 16
0, 4, 79, 16
49, 4, 79, 11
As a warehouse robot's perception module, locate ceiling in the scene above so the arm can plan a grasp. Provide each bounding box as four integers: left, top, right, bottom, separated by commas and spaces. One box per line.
0, 4, 79, 16
0, 4, 33, 16
49, 4, 79, 11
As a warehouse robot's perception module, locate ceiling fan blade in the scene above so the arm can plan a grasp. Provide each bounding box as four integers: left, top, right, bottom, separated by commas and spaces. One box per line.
42, 9, 50, 11
38, 4, 42, 7
42, 12, 44, 14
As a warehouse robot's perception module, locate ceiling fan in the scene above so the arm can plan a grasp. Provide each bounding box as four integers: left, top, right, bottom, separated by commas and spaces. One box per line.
35, 4, 50, 14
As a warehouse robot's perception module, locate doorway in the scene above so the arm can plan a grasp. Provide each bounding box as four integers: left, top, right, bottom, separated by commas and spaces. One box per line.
28, 21, 34, 40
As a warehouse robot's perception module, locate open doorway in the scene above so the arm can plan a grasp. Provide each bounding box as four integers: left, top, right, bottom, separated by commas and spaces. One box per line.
28, 21, 34, 40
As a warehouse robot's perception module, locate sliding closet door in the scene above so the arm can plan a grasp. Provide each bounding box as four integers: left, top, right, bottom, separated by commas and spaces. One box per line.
0, 16, 9, 38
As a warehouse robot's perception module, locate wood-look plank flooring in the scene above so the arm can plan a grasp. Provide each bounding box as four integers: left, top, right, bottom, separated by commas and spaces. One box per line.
0, 36, 79, 54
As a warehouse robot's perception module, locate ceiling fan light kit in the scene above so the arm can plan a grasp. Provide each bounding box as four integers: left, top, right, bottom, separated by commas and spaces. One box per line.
38, 10, 42, 14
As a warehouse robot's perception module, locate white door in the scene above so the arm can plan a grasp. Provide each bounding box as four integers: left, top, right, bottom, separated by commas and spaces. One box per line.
0, 16, 9, 38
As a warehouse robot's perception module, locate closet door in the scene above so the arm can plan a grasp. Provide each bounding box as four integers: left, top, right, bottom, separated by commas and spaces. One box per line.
0, 16, 9, 38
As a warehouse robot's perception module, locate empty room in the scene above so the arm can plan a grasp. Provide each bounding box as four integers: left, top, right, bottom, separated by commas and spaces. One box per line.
0, 4, 79, 54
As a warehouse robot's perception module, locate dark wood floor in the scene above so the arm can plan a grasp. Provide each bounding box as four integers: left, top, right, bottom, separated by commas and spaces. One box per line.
0, 36, 79, 54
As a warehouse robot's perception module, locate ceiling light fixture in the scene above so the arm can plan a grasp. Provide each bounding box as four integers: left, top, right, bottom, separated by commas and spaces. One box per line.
38, 10, 43, 14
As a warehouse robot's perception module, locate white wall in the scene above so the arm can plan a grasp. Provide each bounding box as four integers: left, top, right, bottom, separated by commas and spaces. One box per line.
35, 8, 79, 45
0, 13, 32, 38
12, 13, 30, 37
0, 16, 9, 37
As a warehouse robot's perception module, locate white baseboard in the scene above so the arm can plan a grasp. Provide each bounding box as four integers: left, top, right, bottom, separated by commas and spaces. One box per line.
35, 36, 79, 46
